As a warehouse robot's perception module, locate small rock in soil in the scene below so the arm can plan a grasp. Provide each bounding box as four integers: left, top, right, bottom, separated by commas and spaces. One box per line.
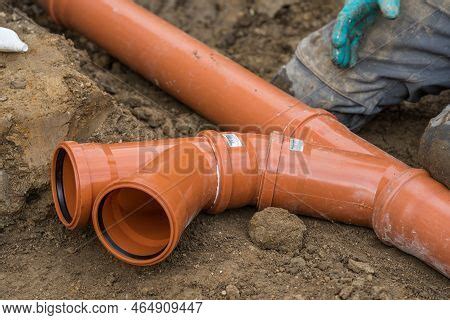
139, 287, 150, 296
225, 284, 240, 299
93, 53, 112, 69
175, 116, 199, 135
348, 259, 375, 274
316, 260, 330, 271
99, 79, 117, 94
64, 247, 77, 254
352, 277, 366, 288
372, 286, 391, 299
105, 273, 118, 286
0, 96, 8, 102
162, 122, 176, 137
339, 285, 354, 300
289, 294, 306, 300
10, 79, 27, 89
287, 256, 306, 274
122, 95, 146, 108
254, 0, 296, 17
131, 106, 165, 128
305, 244, 317, 254
248, 207, 306, 254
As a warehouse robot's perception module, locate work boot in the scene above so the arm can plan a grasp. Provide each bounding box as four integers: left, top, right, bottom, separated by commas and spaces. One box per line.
418, 105, 450, 189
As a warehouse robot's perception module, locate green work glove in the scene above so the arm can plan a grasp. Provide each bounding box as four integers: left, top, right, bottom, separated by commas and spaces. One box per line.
331, 0, 401, 68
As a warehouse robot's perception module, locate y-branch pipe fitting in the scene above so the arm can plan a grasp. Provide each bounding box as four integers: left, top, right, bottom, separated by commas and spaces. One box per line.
52, 138, 186, 229
41, 0, 450, 276
52, 132, 450, 275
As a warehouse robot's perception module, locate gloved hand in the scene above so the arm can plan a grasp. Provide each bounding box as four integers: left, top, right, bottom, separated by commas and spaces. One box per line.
331, 0, 400, 68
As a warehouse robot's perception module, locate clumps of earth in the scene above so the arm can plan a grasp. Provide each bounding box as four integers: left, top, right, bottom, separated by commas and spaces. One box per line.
248, 207, 306, 254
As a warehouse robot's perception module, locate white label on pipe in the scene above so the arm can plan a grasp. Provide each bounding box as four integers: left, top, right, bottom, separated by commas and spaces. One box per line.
222, 134, 243, 148
289, 138, 304, 152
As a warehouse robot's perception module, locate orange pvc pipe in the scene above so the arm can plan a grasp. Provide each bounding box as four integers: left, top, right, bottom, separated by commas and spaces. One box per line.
93, 137, 218, 264
53, 132, 450, 275
52, 138, 190, 229
41, 0, 450, 276
38, 0, 400, 160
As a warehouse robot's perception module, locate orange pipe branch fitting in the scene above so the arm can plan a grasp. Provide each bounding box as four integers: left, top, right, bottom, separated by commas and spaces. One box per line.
39, 0, 450, 276
52, 137, 195, 229
38, 0, 400, 160
52, 132, 450, 275
41, 0, 450, 276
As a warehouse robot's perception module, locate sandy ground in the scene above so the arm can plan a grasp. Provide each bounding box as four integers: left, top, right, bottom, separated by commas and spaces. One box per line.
0, 0, 449, 299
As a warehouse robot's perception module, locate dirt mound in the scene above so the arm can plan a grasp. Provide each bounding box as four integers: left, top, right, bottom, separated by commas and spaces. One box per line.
249, 207, 306, 254
0, 9, 119, 218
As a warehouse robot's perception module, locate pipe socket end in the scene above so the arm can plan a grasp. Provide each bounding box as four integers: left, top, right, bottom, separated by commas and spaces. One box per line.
51, 142, 93, 230
92, 182, 182, 266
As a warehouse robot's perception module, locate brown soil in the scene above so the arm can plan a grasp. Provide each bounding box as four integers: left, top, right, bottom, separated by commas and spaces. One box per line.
1, 0, 449, 300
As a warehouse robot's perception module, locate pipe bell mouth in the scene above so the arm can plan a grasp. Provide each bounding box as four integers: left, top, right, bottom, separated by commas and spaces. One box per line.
51, 142, 92, 229
92, 182, 180, 266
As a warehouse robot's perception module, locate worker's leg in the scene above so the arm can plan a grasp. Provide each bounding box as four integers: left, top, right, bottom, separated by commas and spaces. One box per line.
272, 0, 450, 131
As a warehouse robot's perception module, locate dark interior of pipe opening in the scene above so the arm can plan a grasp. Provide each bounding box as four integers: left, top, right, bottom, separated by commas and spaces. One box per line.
98, 188, 170, 259
55, 149, 77, 224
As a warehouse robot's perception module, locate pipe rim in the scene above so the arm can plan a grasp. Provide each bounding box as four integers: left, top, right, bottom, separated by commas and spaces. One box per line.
51, 142, 92, 230
55, 149, 74, 224
372, 168, 429, 242
92, 181, 180, 266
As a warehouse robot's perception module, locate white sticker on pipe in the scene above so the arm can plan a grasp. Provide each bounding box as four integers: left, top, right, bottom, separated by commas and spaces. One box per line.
222, 133, 243, 148
289, 138, 304, 152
